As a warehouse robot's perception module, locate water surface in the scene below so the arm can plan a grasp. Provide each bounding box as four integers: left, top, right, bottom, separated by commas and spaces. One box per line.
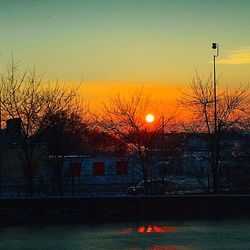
0, 219, 250, 250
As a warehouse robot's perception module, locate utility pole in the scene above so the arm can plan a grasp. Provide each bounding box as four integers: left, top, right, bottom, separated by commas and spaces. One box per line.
162, 114, 165, 137
0, 84, 2, 196
212, 42, 219, 193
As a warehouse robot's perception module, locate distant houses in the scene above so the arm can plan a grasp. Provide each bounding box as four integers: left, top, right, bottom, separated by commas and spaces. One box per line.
178, 132, 250, 191
0, 118, 48, 180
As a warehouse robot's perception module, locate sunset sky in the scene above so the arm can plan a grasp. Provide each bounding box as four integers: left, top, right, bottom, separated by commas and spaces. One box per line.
0, 0, 249, 112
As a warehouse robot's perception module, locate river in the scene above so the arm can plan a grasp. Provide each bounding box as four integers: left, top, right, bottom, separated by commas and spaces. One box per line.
0, 219, 249, 249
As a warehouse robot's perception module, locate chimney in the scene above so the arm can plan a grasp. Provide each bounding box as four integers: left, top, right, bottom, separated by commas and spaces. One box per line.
6, 118, 21, 138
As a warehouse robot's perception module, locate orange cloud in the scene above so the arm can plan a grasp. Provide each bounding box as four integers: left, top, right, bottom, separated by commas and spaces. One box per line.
218, 46, 250, 65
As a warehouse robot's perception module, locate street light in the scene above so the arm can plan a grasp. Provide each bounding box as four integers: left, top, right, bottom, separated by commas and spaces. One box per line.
212, 42, 219, 134
212, 42, 219, 193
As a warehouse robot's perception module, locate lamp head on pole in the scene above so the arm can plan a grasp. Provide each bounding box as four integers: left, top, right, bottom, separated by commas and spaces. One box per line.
212, 42, 219, 57
212, 43, 217, 49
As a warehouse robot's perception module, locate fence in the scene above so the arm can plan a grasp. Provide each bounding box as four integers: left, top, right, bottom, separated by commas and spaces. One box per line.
0, 175, 134, 197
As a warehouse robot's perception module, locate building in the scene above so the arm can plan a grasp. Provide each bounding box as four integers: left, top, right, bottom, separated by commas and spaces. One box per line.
48, 155, 142, 195
178, 132, 250, 191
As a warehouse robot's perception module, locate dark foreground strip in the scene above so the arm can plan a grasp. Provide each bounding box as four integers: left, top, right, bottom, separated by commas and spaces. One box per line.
0, 195, 250, 225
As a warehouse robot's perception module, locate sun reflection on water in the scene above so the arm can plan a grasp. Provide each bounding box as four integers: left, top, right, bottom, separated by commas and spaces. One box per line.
114, 225, 179, 234
137, 225, 178, 233
127, 245, 183, 250
147, 246, 178, 250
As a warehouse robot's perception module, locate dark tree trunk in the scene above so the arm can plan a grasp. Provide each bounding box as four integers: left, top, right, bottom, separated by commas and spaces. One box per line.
53, 156, 63, 196
140, 153, 149, 195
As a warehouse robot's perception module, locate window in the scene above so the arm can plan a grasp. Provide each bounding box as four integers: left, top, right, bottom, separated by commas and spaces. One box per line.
93, 162, 105, 175
70, 162, 81, 177
117, 161, 128, 175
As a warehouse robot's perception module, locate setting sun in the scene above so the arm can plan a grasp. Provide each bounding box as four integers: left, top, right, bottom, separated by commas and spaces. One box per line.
145, 113, 155, 123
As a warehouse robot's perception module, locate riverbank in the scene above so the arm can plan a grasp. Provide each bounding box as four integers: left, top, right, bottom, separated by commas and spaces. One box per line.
1, 195, 250, 226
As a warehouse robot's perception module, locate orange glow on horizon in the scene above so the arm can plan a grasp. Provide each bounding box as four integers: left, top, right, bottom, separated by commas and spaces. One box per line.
54, 81, 195, 122
80, 81, 180, 112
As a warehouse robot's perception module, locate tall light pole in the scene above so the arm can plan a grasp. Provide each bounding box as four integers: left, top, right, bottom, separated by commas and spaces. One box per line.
212, 42, 219, 193
212, 43, 219, 135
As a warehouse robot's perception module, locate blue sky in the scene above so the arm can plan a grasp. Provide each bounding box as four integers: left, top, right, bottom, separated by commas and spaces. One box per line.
0, 0, 249, 87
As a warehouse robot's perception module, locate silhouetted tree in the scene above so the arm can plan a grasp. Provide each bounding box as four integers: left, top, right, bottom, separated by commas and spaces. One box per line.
0, 60, 80, 196
42, 108, 89, 195
101, 89, 175, 194
86, 129, 128, 156
179, 74, 249, 193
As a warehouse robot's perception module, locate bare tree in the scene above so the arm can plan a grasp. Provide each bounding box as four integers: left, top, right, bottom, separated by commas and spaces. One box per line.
179, 74, 249, 192
0, 60, 81, 196
42, 105, 89, 195
101, 88, 175, 194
